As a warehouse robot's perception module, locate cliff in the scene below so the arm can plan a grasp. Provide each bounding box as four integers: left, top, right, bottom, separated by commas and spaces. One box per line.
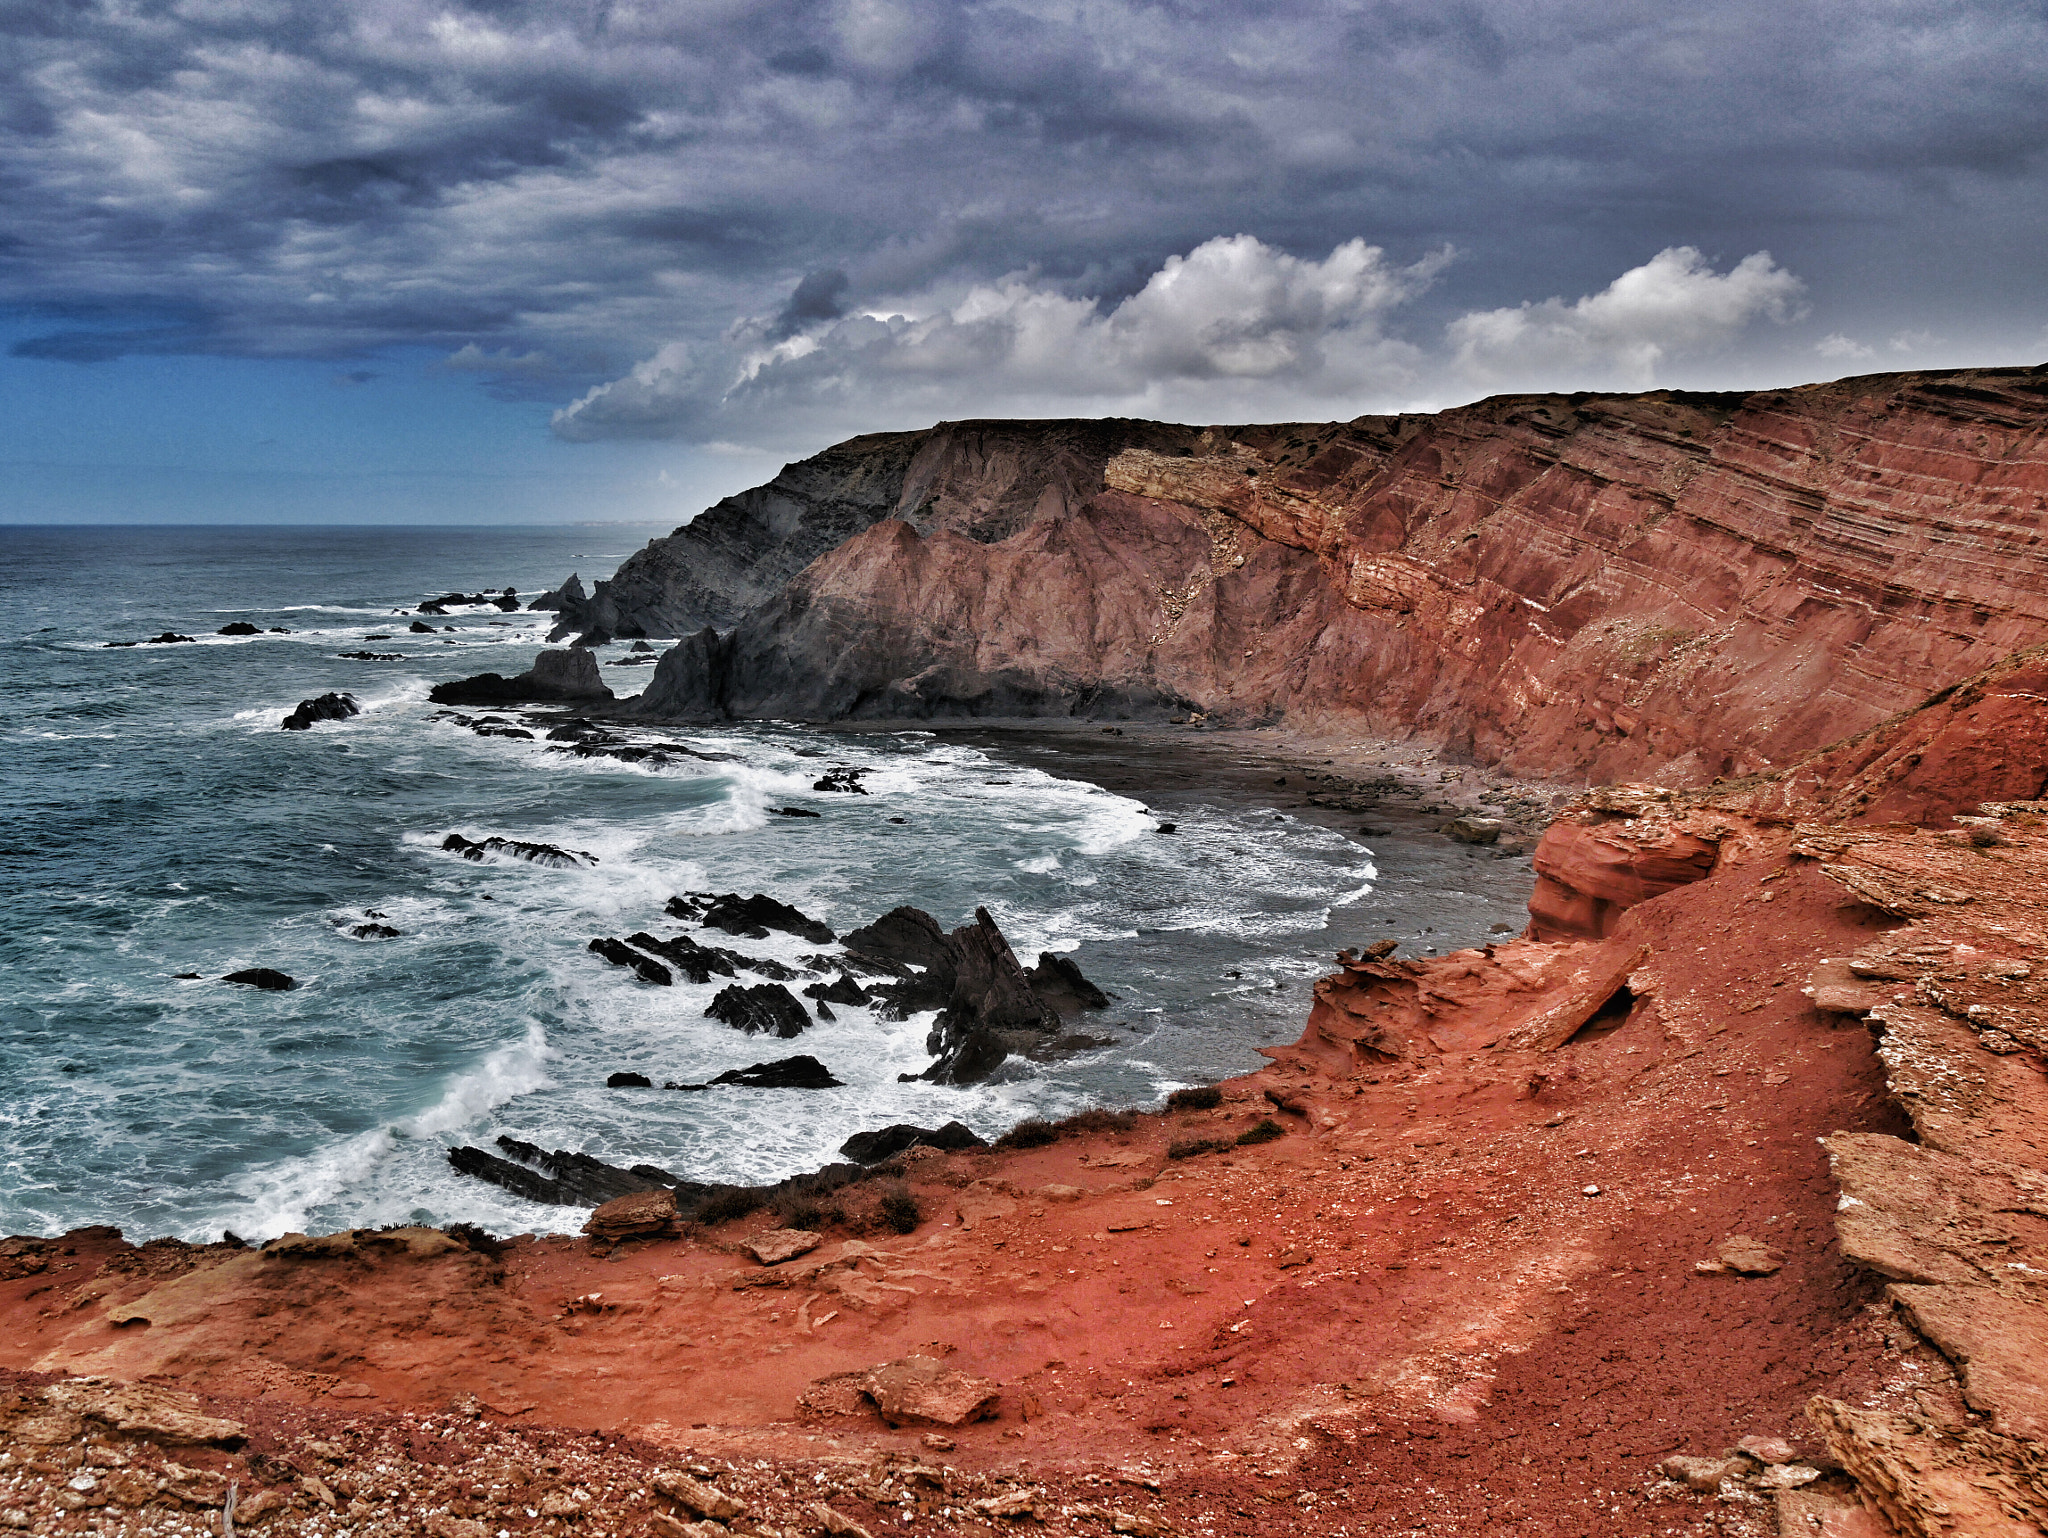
609, 365, 2048, 785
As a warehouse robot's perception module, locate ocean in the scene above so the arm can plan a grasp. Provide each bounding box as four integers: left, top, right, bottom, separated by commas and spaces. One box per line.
0, 524, 1534, 1244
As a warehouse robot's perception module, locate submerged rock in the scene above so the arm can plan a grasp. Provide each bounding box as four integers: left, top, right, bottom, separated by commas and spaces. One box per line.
707, 1054, 844, 1089
707, 982, 810, 1038
281, 692, 360, 731
442, 832, 596, 868
348, 922, 400, 940
223, 968, 296, 991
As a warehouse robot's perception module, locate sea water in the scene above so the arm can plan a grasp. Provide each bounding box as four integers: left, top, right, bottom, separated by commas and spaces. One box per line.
0, 525, 1533, 1243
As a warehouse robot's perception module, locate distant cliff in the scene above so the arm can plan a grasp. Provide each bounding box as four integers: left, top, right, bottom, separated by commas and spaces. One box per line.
590, 365, 2048, 785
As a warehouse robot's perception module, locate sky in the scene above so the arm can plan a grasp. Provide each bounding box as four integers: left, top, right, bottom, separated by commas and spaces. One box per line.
3, 1, 2046, 526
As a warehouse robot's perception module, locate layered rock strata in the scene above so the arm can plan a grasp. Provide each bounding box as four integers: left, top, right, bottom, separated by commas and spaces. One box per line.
601, 367, 2048, 787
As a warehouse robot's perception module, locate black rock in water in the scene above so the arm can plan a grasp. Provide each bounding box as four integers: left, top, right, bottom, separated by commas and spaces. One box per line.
494, 588, 521, 611
338, 650, 404, 660
442, 832, 596, 868
588, 937, 673, 985
428, 648, 614, 706
624, 931, 737, 985
1025, 952, 1112, 1013
839, 1120, 989, 1164
408, 620, 437, 634
527, 573, 585, 612
447, 1135, 677, 1206
918, 1025, 1010, 1085
606, 1071, 654, 1088
803, 972, 870, 1006
706, 982, 809, 1038
142, 632, 196, 645
708, 1054, 843, 1089
217, 621, 260, 636
698, 892, 835, 945
223, 968, 296, 991
843, 905, 956, 974
349, 923, 401, 940
771, 806, 821, 818
281, 692, 360, 731
813, 765, 870, 794
471, 724, 534, 739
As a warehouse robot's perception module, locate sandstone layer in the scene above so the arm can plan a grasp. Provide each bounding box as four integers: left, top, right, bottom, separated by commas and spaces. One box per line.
596, 366, 2048, 789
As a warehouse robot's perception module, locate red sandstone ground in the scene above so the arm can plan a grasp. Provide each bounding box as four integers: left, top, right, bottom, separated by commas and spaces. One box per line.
12, 647, 2048, 1536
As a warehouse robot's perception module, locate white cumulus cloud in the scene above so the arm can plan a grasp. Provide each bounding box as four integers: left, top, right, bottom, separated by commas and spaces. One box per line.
552, 235, 1450, 444
1448, 247, 1807, 392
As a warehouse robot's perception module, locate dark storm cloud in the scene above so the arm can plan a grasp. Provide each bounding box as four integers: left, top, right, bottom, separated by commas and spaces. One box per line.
1, 0, 2043, 441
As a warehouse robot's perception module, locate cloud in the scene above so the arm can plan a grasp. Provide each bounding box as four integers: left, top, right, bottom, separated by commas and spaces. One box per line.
555, 238, 1820, 445
0, 0, 2039, 390
1817, 333, 1874, 360
1447, 248, 1806, 392
552, 235, 1448, 442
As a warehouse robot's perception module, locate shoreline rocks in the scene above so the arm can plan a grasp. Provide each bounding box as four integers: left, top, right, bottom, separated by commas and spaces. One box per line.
281, 692, 359, 731
429, 648, 613, 706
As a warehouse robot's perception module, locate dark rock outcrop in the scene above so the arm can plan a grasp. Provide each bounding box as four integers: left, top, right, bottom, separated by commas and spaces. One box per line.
217, 621, 260, 636
527, 573, 585, 612
442, 832, 597, 868
698, 893, 835, 944
839, 1121, 989, 1164
428, 648, 613, 706
408, 620, 437, 634
349, 923, 401, 940
803, 973, 870, 1006
281, 692, 359, 731
706, 1055, 844, 1089
447, 1135, 677, 1207
623, 931, 738, 984
706, 982, 809, 1038
1025, 952, 1112, 1014
606, 1071, 654, 1088
843, 906, 957, 974
588, 937, 673, 985
223, 968, 296, 991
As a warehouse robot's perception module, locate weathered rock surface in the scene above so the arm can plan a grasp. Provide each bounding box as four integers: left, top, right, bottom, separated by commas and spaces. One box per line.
444, 832, 597, 868
801, 1356, 1001, 1429
617, 369, 2048, 790
697, 893, 835, 945
706, 1055, 843, 1089
429, 648, 614, 706
706, 983, 810, 1038
582, 1187, 678, 1243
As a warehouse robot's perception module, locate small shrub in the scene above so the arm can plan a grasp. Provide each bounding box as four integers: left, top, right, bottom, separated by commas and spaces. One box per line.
995, 1118, 1059, 1150
442, 1222, 505, 1256
1167, 1085, 1223, 1112
1236, 1118, 1286, 1146
778, 1199, 840, 1232
693, 1186, 768, 1226
1969, 827, 2004, 849
877, 1184, 922, 1234
1055, 1106, 1143, 1137
1167, 1137, 1234, 1160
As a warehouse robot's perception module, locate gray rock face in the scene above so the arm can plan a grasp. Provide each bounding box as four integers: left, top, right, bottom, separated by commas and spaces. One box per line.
550, 431, 928, 641
548, 418, 1182, 645
428, 647, 613, 706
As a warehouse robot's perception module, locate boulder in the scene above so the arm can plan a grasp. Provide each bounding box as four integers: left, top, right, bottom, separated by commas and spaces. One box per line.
842, 1356, 1000, 1428
1695, 1234, 1783, 1276
217, 622, 261, 636
428, 648, 614, 706
843, 906, 957, 974
606, 1071, 654, 1088
583, 1186, 678, 1242
409, 620, 437, 634
813, 766, 870, 794
141, 632, 196, 644
707, 983, 810, 1038
698, 893, 835, 944
223, 968, 296, 991
348, 923, 400, 939
588, 937, 673, 985
747, 1230, 823, 1266
1440, 815, 1505, 845
281, 692, 359, 731
653, 1471, 748, 1522
839, 1121, 988, 1164
708, 1055, 843, 1089
804, 973, 870, 1006
41, 1378, 247, 1448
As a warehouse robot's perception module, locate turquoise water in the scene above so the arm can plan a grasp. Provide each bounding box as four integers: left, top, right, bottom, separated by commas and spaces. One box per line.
0, 525, 1528, 1243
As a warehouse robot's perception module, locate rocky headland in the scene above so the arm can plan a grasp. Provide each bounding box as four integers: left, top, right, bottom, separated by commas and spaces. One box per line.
13, 364, 2048, 1537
